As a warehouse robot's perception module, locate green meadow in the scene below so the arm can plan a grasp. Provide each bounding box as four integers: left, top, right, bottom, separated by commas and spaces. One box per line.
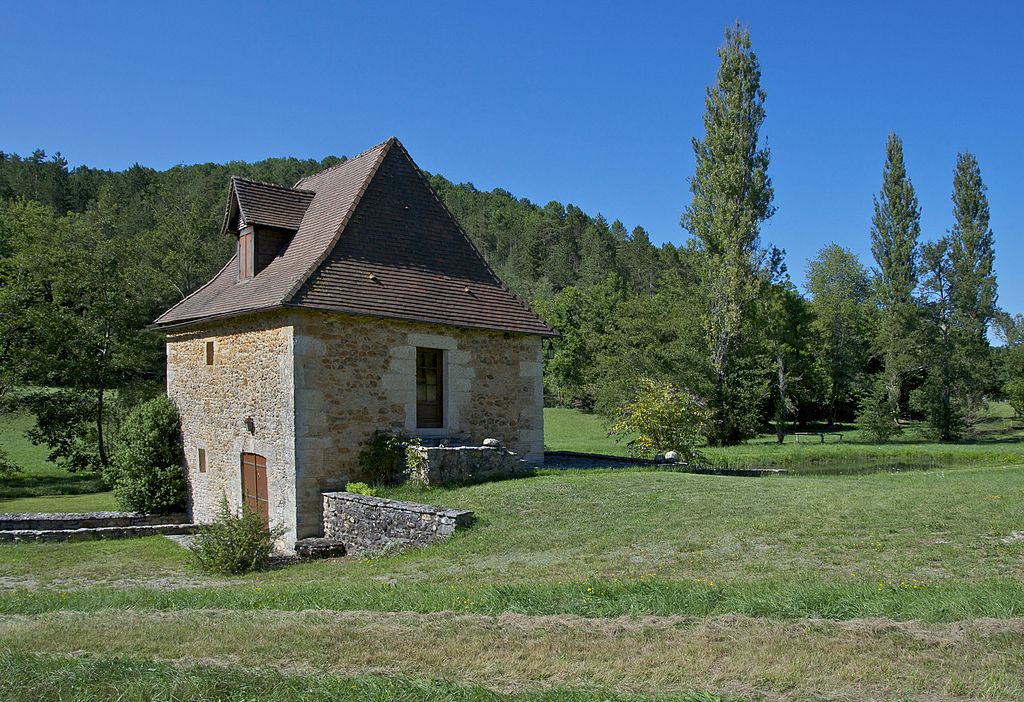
2, 406, 1024, 701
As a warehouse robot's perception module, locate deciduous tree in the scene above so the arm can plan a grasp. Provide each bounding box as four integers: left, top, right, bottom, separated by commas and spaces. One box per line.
681, 23, 776, 446
806, 244, 871, 426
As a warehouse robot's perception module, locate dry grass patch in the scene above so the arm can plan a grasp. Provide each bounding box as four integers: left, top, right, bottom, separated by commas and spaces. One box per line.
2, 609, 1023, 701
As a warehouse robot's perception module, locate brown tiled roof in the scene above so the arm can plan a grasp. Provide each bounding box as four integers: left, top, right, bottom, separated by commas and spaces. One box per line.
155, 138, 557, 337
222, 177, 315, 234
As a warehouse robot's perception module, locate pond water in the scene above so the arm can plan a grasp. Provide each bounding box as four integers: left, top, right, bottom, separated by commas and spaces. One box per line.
542, 451, 945, 477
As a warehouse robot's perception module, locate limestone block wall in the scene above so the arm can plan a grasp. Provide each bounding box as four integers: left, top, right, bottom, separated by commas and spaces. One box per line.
292, 309, 544, 538
165, 311, 298, 545
321, 491, 473, 554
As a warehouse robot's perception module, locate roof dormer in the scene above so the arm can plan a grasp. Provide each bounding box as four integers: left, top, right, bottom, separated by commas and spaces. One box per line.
222, 176, 314, 280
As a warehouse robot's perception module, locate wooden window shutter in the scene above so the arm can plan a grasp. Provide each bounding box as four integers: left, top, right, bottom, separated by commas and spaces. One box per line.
205, 341, 214, 365
239, 229, 254, 280
198, 447, 207, 473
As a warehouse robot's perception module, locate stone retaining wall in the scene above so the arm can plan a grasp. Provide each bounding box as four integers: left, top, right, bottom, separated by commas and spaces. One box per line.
0, 511, 190, 531
0, 523, 197, 543
407, 445, 531, 486
321, 491, 473, 555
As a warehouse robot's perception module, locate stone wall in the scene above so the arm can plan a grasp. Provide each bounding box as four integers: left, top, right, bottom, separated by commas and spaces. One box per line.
408, 445, 531, 486
0, 511, 195, 543
165, 311, 298, 545
321, 491, 473, 554
292, 309, 544, 538
0, 511, 189, 531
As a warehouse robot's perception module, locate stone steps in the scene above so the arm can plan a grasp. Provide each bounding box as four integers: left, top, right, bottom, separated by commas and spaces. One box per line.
0, 511, 197, 543
0, 522, 198, 543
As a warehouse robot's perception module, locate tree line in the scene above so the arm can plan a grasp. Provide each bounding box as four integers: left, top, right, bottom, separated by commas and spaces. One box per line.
0, 24, 1019, 475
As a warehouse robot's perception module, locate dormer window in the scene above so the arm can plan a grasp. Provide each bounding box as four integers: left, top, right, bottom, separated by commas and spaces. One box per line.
239, 226, 255, 280
221, 176, 314, 285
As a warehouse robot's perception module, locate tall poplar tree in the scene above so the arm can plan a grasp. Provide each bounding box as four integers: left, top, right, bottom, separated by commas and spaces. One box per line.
868, 133, 921, 427
948, 151, 996, 408
916, 151, 996, 435
949, 152, 995, 334
681, 23, 775, 446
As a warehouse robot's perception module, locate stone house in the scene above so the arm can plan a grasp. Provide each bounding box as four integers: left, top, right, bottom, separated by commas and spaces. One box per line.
154, 137, 556, 546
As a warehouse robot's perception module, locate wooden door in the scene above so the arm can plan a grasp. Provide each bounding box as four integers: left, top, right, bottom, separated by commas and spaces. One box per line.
240, 452, 268, 522
416, 348, 444, 428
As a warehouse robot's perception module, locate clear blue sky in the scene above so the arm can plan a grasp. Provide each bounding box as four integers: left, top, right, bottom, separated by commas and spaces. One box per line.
3, 1, 1022, 311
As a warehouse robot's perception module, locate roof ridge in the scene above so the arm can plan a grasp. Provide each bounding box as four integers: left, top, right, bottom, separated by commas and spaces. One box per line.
281, 138, 396, 304
231, 175, 315, 195
390, 139, 557, 336
293, 137, 396, 188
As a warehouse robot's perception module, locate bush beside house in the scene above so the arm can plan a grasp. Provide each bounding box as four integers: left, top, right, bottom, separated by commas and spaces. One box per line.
105, 396, 187, 514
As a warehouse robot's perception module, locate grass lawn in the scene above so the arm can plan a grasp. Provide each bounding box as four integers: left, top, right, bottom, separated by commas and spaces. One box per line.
545, 404, 1024, 469
0, 491, 117, 513
0, 651, 733, 702
3, 405, 1024, 700
0, 410, 55, 473
0, 410, 107, 501
543, 407, 633, 456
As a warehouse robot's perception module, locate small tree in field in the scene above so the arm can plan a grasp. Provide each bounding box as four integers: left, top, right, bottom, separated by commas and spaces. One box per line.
1006, 377, 1024, 420
609, 378, 710, 462
856, 378, 901, 442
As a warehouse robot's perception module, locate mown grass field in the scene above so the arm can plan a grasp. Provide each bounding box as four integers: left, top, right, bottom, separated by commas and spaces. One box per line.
0, 410, 107, 503
2, 406, 1024, 700
546, 404, 1024, 469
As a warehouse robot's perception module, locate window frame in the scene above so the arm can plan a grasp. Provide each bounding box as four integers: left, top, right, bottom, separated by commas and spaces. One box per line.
415, 347, 445, 429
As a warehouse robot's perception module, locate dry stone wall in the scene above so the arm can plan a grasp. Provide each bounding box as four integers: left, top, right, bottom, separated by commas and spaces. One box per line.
0, 512, 189, 530
0, 511, 195, 543
407, 445, 531, 486
321, 491, 473, 554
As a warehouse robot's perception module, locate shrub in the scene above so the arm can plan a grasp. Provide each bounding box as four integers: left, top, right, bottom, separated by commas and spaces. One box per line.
345, 481, 380, 497
1007, 377, 1024, 420
609, 378, 710, 461
106, 396, 187, 513
189, 498, 283, 575
0, 439, 19, 477
404, 445, 427, 484
357, 430, 419, 484
856, 378, 902, 442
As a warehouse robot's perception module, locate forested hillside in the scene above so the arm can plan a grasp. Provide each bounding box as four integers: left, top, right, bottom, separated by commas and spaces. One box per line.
1, 29, 1019, 474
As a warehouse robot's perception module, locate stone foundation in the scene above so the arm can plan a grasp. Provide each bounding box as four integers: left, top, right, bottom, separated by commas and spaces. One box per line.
407, 445, 532, 486
321, 491, 473, 555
